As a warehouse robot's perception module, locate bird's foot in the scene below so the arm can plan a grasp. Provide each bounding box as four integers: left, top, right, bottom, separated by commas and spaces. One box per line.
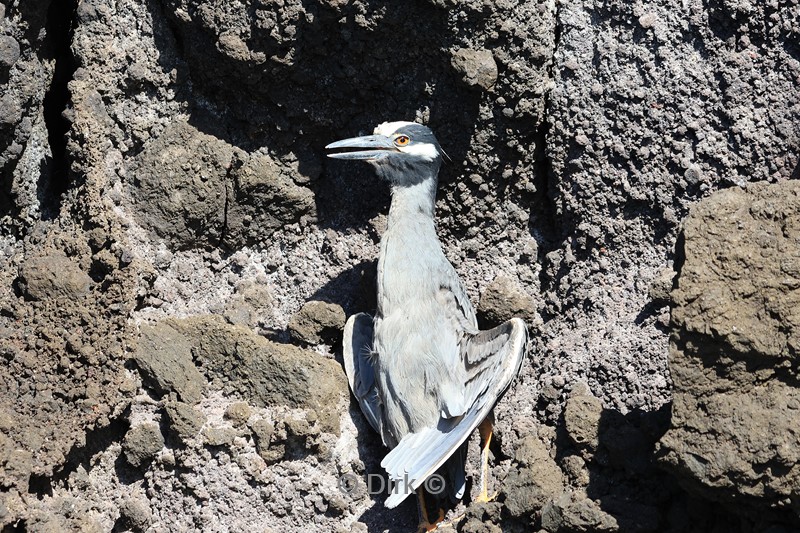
416, 508, 445, 532
431, 514, 461, 531
475, 490, 498, 504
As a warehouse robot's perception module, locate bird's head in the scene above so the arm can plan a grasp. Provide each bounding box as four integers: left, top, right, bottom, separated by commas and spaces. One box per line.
326, 121, 444, 187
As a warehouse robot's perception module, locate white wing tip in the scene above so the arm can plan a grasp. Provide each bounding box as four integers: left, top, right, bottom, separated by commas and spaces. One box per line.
384, 491, 412, 509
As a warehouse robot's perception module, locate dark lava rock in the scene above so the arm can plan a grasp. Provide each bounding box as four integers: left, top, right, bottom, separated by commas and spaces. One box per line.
223, 402, 252, 427
0, 433, 32, 489
123, 423, 164, 467
170, 315, 348, 434
284, 415, 321, 457
164, 401, 206, 442
18, 253, 92, 301
287, 300, 346, 346
563, 392, 603, 454
202, 425, 237, 447
659, 180, 800, 526
0, 36, 20, 69
132, 322, 206, 404
129, 120, 314, 250
541, 491, 619, 533
450, 48, 498, 91
128, 120, 233, 249
460, 502, 502, 533
503, 436, 564, 518
251, 418, 280, 463
477, 275, 538, 327
118, 497, 152, 532
225, 152, 316, 248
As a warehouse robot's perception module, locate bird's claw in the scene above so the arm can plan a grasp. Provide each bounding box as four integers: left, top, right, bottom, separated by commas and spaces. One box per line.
475, 490, 498, 504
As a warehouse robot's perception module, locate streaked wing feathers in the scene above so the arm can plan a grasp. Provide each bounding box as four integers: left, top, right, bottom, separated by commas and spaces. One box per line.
436, 270, 479, 336
381, 317, 528, 508
343, 313, 384, 439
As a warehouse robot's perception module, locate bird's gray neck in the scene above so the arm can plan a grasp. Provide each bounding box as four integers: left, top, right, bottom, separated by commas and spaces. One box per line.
378, 175, 441, 314
387, 177, 437, 227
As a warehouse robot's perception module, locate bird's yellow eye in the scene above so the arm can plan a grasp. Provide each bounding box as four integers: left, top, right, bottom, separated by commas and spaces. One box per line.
394, 135, 410, 147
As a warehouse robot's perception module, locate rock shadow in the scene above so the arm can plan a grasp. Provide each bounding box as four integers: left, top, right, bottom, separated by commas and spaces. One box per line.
586, 405, 674, 531
147, 0, 482, 232
343, 401, 418, 533
309, 259, 377, 318
551, 401, 676, 532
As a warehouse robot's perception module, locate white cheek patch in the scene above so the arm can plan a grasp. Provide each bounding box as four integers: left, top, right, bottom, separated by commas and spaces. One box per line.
399, 142, 439, 161
374, 121, 417, 136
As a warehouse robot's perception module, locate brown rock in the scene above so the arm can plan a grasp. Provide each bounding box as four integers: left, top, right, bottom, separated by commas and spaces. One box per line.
164, 401, 206, 441
118, 497, 153, 532
0, 94, 21, 126
451, 48, 498, 91
171, 315, 348, 434
132, 323, 206, 404
288, 300, 346, 345
123, 423, 164, 467
541, 491, 619, 532
460, 502, 502, 533
224, 402, 252, 426
659, 181, 800, 523
564, 393, 603, 453
503, 436, 564, 518
0, 36, 20, 69
225, 152, 316, 248
477, 275, 537, 327
202, 425, 237, 447
251, 418, 280, 462
18, 252, 92, 301
129, 120, 232, 249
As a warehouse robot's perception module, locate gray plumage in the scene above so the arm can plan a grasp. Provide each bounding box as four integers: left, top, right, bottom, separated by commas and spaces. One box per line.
328, 121, 527, 508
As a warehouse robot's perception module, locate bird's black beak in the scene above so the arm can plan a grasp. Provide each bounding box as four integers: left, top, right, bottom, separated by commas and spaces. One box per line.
325, 135, 397, 160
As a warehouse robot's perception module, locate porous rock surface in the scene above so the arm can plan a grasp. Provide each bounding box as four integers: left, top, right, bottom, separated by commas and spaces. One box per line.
0, 0, 797, 531
658, 180, 800, 522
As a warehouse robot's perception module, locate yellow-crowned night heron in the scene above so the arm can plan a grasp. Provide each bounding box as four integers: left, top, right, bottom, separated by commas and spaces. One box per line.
327, 121, 527, 530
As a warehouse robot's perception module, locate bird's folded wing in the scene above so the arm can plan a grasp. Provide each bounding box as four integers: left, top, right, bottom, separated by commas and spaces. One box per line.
343, 312, 384, 438
463, 317, 527, 407
436, 270, 479, 335
381, 317, 528, 508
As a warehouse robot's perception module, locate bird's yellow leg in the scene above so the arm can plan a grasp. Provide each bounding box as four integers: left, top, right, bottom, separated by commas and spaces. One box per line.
416, 489, 445, 532
476, 418, 498, 503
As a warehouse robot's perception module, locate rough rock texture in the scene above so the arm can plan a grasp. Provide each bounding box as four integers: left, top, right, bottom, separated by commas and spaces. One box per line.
122, 422, 165, 467
129, 120, 315, 250
0, 0, 797, 530
0, 1, 59, 231
563, 390, 603, 454
450, 47, 499, 91
658, 180, 800, 525
477, 274, 538, 327
541, 491, 619, 533
503, 436, 564, 518
17, 251, 93, 301
164, 400, 206, 442
169, 314, 348, 432
288, 299, 346, 345
132, 322, 206, 404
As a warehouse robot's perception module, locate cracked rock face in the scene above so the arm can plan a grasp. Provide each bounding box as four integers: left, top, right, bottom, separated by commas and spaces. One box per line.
0, 2, 58, 230
129, 120, 316, 250
0, 0, 797, 531
129, 120, 235, 249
